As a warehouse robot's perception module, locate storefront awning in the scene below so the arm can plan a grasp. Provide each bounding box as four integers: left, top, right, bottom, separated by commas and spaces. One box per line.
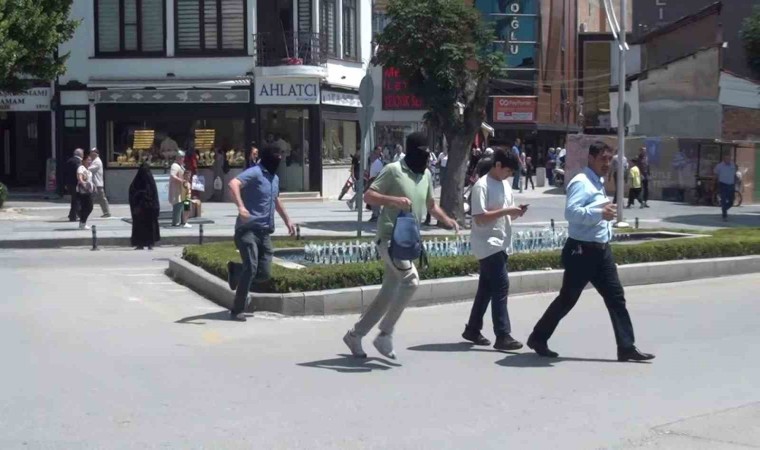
481, 122, 495, 137
87, 77, 251, 90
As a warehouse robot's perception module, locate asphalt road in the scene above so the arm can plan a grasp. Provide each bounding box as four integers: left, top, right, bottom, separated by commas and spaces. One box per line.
1, 248, 759, 449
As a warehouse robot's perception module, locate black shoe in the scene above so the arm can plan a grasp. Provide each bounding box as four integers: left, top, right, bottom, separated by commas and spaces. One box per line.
368, 216, 378, 223
527, 334, 559, 358
617, 346, 655, 362
227, 261, 240, 291
230, 312, 247, 322
135, 246, 144, 250
494, 334, 524, 351
462, 327, 491, 346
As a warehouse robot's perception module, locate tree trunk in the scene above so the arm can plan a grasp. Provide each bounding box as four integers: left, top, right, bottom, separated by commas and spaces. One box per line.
439, 131, 473, 224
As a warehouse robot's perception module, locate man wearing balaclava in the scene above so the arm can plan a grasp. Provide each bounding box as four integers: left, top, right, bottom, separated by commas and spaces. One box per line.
342, 132, 459, 360
226, 144, 296, 322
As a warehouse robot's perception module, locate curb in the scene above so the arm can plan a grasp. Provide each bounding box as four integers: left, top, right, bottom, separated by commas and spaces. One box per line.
167, 255, 760, 316
0, 235, 233, 250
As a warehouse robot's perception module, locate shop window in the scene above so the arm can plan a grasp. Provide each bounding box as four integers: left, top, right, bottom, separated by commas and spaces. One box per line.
105, 117, 246, 168
95, 0, 166, 55
260, 107, 311, 192
320, 0, 338, 58
323, 119, 357, 165
176, 0, 246, 54
64, 110, 87, 129
342, 0, 358, 60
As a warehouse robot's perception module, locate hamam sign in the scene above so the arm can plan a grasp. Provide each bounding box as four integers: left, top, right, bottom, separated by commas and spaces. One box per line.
493, 96, 536, 123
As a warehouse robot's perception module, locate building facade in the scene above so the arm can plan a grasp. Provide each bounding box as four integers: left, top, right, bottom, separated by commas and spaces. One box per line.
53, 0, 372, 202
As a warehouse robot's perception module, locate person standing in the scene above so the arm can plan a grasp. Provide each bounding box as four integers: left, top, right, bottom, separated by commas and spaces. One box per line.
463, 148, 526, 351
343, 132, 459, 360
610, 153, 629, 205
129, 163, 161, 250
169, 151, 191, 228
368, 146, 385, 222
546, 148, 556, 186
65, 148, 83, 222
438, 148, 449, 183
511, 139, 523, 192
638, 147, 651, 208
88, 148, 111, 218
627, 158, 644, 209
227, 145, 296, 322
76, 154, 94, 230
714, 153, 737, 221
392, 144, 405, 162
524, 156, 535, 190
527, 141, 655, 362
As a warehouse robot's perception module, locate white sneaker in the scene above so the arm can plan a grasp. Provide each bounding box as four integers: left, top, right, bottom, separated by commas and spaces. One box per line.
79, 223, 90, 230
182, 223, 192, 228
373, 333, 396, 359
343, 330, 367, 358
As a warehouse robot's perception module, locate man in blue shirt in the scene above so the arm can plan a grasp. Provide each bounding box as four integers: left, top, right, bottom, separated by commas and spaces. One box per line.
714, 153, 737, 221
511, 138, 522, 192
527, 141, 655, 362
226, 145, 296, 322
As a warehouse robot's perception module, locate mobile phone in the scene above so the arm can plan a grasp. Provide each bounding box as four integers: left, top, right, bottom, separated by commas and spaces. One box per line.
520, 204, 530, 210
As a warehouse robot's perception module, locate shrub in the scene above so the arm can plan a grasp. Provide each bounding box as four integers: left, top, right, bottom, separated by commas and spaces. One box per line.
0, 182, 7, 209
183, 229, 760, 294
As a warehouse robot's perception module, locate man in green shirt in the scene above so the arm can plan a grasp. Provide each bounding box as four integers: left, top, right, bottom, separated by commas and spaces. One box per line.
343, 132, 458, 360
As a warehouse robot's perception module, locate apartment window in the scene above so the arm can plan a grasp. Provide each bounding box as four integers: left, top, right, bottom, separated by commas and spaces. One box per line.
64, 110, 88, 129
95, 0, 165, 55
342, 0, 358, 60
175, 0, 246, 54
320, 0, 338, 58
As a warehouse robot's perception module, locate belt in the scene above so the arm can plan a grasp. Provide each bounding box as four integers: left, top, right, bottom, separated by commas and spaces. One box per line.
567, 238, 609, 250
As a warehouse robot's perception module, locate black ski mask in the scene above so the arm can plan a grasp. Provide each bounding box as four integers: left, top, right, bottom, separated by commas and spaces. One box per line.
259, 146, 282, 175
404, 132, 430, 174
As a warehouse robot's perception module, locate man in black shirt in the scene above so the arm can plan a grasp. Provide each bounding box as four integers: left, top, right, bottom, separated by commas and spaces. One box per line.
65, 149, 84, 222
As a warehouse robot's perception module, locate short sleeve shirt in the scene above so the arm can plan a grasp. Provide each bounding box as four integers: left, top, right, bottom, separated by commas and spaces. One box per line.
169, 163, 184, 205
369, 158, 384, 178
235, 165, 280, 233
470, 174, 514, 260
714, 162, 737, 185
371, 160, 434, 242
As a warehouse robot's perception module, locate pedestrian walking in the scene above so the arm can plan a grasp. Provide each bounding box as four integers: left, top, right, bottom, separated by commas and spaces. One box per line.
438, 148, 449, 183
546, 148, 556, 186
463, 148, 526, 351
65, 148, 83, 222
392, 144, 405, 162
524, 156, 535, 190
610, 153, 629, 205
368, 146, 385, 222
76, 154, 94, 230
226, 145, 296, 322
714, 153, 737, 221
626, 158, 644, 209
129, 163, 160, 250
343, 132, 459, 360
527, 141, 655, 362
638, 147, 651, 208
88, 148, 111, 218
169, 151, 191, 228
511, 139, 522, 192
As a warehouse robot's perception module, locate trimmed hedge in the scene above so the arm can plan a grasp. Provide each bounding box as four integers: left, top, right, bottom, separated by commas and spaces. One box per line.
182, 228, 760, 294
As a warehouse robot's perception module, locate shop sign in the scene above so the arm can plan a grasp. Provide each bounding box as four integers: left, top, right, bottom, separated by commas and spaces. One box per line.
322, 90, 362, 108
255, 78, 320, 105
96, 90, 250, 104
0, 88, 51, 112
493, 96, 537, 123
382, 67, 425, 110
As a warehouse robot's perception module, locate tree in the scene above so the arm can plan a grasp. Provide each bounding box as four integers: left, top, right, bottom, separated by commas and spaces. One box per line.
0, 0, 78, 94
740, 5, 760, 78
374, 0, 503, 222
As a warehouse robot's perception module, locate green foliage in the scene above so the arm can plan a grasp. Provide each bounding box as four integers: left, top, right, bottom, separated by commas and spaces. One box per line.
740, 6, 760, 77
183, 229, 760, 294
0, 182, 7, 208
0, 0, 79, 93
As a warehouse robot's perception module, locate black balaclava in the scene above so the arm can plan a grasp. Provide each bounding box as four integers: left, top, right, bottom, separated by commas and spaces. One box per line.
259, 145, 282, 175
404, 132, 430, 174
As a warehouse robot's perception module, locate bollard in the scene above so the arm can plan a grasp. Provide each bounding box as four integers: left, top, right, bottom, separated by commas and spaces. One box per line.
296, 224, 301, 240
199, 224, 204, 245
550, 219, 555, 231
91, 225, 99, 251
635, 217, 639, 229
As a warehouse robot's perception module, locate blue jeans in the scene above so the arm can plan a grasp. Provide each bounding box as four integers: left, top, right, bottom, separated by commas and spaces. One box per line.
719, 182, 735, 217
231, 228, 274, 315
467, 251, 511, 337
512, 171, 521, 191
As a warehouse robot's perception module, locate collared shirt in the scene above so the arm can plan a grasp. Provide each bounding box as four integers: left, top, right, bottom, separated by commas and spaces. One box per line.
369, 158, 384, 178
89, 156, 105, 187
371, 160, 433, 241
714, 162, 737, 185
235, 165, 280, 233
471, 174, 514, 259
565, 167, 612, 244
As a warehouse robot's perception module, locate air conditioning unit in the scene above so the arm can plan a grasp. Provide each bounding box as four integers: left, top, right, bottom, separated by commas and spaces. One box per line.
579, 23, 588, 33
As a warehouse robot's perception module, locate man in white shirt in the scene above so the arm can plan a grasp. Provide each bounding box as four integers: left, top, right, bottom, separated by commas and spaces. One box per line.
88, 148, 111, 218
392, 144, 405, 162
368, 146, 385, 222
464, 147, 527, 351
610, 153, 629, 205
169, 150, 191, 228
714, 153, 737, 221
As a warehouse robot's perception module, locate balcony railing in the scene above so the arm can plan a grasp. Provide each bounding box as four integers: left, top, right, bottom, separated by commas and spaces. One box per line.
254, 32, 328, 67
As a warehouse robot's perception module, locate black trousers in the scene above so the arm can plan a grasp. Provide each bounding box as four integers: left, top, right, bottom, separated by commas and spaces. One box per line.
67, 184, 80, 221
532, 239, 636, 349
627, 188, 643, 207
77, 193, 93, 224
641, 179, 649, 203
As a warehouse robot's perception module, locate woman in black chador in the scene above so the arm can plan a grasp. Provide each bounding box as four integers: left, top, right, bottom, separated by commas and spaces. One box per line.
129, 163, 161, 250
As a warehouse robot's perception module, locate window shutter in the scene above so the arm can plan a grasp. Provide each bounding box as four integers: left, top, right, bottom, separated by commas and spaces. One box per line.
97, 0, 121, 52
177, 0, 201, 50
320, 0, 336, 56
298, 0, 312, 33
221, 0, 245, 50
141, 0, 164, 52
124, 0, 138, 51
204, 0, 219, 49
342, 0, 357, 59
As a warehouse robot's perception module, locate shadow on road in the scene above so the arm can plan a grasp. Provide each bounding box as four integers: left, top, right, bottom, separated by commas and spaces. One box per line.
407, 342, 510, 354
662, 213, 760, 228
175, 310, 238, 324
496, 353, 625, 368
298, 354, 401, 373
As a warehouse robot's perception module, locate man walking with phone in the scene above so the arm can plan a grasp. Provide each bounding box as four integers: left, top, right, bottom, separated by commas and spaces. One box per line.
527, 142, 655, 362
463, 148, 526, 351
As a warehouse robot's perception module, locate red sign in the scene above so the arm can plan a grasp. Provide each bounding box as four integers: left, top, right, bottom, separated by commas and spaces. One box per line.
493, 96, 537, 123
382, 67, 425, 110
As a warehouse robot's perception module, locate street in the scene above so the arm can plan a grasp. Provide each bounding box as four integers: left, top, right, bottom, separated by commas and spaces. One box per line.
1, 248, 758, 449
